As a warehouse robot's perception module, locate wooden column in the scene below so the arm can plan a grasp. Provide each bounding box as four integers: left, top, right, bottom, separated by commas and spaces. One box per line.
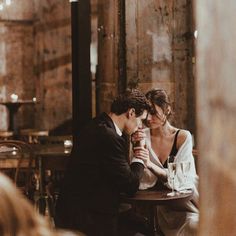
118, 0, 127, 93
70, 0, 91, 147
196, 0, 236, 234
96, 0, 121, 113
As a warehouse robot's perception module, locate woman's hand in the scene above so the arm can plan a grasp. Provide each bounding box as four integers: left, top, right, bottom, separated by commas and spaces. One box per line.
133, 146, 151, 168
134, 146, 168, 182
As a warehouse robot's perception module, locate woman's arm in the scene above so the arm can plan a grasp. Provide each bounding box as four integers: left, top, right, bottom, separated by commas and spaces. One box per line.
147, 161, 168, 182
133, 146, 168, 182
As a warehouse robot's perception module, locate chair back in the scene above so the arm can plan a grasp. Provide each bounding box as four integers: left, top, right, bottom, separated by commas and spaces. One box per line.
28, 130, 49, 144
19, 128, 37, 142
19, 129, 49, 144
0, 131, 14, 140
0, 140, 35, 198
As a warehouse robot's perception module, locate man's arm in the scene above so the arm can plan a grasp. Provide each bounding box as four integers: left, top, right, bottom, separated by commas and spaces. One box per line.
100, 130, 144, 195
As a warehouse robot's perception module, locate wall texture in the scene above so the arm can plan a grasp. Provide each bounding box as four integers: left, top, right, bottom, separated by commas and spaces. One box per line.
34, 0, 71, 130
0, 1, 36, 130
97, 0, 195, 132
126, 0, 195, 131
0, 0, 71, 131
0, 0, 195, 134
97, 0, 120, 113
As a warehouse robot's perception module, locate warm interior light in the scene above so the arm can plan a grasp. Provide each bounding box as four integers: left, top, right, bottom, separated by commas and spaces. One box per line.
5, 0, 11, 5
10, 94, 18, 102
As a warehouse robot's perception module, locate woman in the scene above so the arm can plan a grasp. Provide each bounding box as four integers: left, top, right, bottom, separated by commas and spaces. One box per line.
132, 88, 199, 236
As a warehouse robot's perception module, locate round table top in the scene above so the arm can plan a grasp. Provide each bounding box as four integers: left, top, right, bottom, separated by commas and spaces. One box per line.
32, 144, 72, 157
121, 190, 193, 205
0, 100, 37, 106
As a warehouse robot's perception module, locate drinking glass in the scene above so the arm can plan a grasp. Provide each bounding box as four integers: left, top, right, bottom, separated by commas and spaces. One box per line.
167, 156, 177, 196
180, 161, 192, 193
191, 134, 195, 148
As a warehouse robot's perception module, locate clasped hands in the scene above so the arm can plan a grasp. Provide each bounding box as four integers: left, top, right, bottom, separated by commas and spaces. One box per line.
131, 129, 151, 168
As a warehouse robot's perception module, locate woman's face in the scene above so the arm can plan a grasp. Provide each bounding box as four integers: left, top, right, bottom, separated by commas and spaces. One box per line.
145, 104, 166, 129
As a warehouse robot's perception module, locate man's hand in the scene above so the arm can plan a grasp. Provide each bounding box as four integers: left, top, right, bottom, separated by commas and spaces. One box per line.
131, 128, 146, 147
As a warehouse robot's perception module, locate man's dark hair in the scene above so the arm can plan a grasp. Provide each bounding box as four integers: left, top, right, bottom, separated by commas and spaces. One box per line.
110, 89, 150, 116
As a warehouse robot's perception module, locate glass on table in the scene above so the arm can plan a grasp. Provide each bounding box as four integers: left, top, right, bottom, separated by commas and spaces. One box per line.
167, 155, 177, 197
179, 161, 192, 193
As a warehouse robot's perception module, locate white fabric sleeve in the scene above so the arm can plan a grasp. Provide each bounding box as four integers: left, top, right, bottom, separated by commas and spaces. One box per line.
165, 131, 198, 191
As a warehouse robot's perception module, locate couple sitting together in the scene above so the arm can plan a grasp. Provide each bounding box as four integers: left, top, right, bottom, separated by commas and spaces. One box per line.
55, 88, 199, 236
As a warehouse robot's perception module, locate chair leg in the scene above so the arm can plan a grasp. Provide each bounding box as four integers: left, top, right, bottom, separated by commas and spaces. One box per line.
34, 195, 46, 215
34, 193, 55, 225
46, 195, 55, 217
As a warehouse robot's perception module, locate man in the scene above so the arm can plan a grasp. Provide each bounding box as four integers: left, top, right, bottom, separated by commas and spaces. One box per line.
55, 89, 150, 236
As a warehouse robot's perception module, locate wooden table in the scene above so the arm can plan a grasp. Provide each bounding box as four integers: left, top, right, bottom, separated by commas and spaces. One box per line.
32, 144, 72, 216
0, 100, 37, 135
0, 146, 32, 168
0, 144, 71, 182
121, 190, 193, 236
33, 144, 71, 196
33, 144, 71, 169
0, 144, 72, 216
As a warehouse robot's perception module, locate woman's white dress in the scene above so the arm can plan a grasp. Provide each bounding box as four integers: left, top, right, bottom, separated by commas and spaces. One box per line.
138, 129, 199, 236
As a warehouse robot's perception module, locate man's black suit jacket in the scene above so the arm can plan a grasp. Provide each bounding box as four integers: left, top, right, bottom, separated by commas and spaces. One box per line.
55, 113, 144, 234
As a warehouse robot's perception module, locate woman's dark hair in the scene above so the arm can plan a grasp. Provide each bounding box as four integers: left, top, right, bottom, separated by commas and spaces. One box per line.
145, 88, 172, 119
111, 89, 150, 116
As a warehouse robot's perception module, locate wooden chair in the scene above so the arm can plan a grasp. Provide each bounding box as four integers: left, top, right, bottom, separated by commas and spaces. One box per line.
0, 131, 14, 140
19, 129, 49, 144
19, 128, 37, 142
28, 130, 49, 144
0, 140, 36, 199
